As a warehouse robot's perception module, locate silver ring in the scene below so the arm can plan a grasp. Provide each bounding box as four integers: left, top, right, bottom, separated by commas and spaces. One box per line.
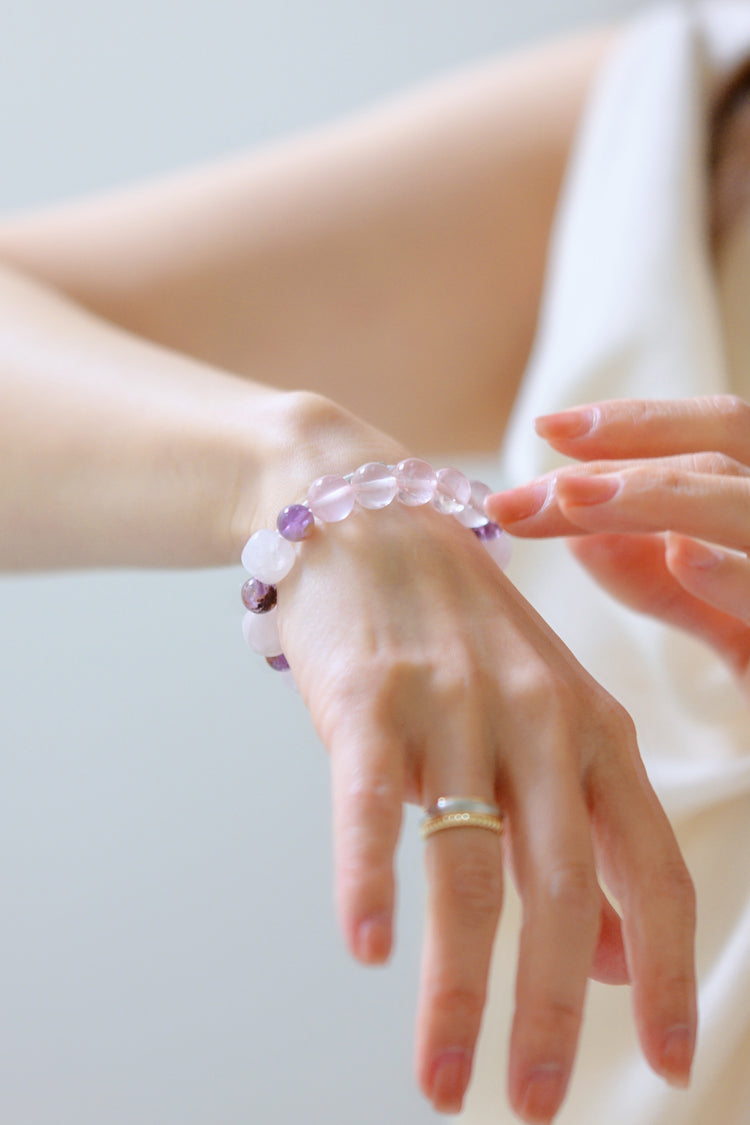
422, 795, 500, 823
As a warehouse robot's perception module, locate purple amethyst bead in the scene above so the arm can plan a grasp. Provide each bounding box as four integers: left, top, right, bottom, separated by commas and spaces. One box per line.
473, 521, 503, 541
277, 503, 315, 541
266, 653, 290, 672
241, 578, 277, 614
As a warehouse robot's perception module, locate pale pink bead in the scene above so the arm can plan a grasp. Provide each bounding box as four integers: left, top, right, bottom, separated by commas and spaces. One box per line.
470, 479, 492, 510
432, 467, 471, 514
454, 479, 492, 528
454, 504, 489, 529
394, 458, 437, 506
241, 529, 296, 583
242, 606, 283, 656
307, 474, 355, 522
352, 462, 397, 509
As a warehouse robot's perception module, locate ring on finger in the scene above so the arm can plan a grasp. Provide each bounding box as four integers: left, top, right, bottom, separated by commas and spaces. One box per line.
420, 795, 504, 840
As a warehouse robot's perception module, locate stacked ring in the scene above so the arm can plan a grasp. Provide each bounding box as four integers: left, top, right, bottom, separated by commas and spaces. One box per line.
420, 796, 504, 840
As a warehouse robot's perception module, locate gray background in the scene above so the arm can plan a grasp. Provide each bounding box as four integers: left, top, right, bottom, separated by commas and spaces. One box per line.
0, 1, 637, 1122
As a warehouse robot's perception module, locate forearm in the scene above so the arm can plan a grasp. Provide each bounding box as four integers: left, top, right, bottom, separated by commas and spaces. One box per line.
0, 263, 403, 571
0, 28, 615, 454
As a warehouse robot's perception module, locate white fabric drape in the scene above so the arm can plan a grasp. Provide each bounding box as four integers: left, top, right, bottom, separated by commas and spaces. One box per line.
464, 5, 750, 1121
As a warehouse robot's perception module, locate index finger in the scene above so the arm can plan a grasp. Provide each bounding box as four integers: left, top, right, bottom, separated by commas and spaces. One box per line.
533, 395, 750, 463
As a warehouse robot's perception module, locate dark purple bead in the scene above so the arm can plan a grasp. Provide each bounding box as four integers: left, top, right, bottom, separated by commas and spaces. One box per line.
241, 578, 277, 614
473, 521, 503, 541
277, 503, 314, 541
266, 653, 290, 672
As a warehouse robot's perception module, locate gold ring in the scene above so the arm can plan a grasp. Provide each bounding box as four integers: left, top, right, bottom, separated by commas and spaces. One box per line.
420, 801, 504, 841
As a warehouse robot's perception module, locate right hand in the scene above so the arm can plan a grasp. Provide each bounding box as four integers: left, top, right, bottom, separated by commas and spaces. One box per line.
238, 393, 698, 1122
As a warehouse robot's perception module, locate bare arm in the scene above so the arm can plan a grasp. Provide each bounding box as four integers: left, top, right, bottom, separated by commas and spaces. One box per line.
0, 25, 699, 1123
0, 29, 614, 455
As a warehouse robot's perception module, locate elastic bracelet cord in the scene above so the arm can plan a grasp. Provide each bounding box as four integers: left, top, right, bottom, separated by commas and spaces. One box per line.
239, 459, 510, 682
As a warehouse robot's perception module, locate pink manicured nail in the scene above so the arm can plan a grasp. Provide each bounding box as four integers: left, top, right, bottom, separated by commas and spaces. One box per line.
430, 1049, 472, 1113
678, 539, 723, 570
556, 474, 621, 507
520, 1065, 567, 1123
354, 915, 391, 963
485, 480, 551, 524
660, 1025, 695, 1089
535, 408, 597, 441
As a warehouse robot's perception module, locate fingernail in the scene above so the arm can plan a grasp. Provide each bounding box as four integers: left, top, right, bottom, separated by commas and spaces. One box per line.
660, 1025, 695, 1089
485, 480, 551, 524
430, 1049, 472, 1114
556, 474, 621, 507
535, 408, 598, 441
520, 1065, 567, 1123
354, 915, 391, 964
678, 538, 723, 570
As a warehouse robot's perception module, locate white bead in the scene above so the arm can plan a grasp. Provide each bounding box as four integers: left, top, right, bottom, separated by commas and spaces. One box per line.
241, 529, 296, 583
242, 607, 283, 656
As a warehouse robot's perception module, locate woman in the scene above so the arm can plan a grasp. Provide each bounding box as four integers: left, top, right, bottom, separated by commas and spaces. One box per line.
0, 3, 740, 1122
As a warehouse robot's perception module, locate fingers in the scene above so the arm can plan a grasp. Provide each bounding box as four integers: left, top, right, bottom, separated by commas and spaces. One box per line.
414, 706, 504, 1115
506, 757, 601, 1123
328, 718, 404, 965
533, 394, 750, 462
587, 739, 698, 1089
487, 454, 750, 545
666, 533, 750, 626
590, 892, 629, 986
418, 820, 504, 1114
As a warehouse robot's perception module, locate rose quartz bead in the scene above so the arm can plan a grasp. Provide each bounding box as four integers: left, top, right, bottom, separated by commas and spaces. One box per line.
470, 479, 492, 510
394, 459, 437, 506
241, 606, 283, 656
454, 504, 488, 529
454, 478, 492, 528
432, 467, 471, 514
241, 529, 296, 583
307, 474, 355, 522
352, 462, 397, 510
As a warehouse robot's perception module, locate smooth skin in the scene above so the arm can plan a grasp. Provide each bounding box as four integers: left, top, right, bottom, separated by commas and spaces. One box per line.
0, 27, 696, 1123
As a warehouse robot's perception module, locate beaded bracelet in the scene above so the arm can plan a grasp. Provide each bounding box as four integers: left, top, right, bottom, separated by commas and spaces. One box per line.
240, 459, 510, 679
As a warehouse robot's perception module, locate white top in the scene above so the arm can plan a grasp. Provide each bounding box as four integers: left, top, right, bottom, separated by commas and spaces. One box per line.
464, 4, 750, 1122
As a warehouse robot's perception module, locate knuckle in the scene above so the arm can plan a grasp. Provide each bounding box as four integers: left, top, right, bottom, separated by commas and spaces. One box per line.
692, 450, 741, 476
710, 393, 749, 423
647, 858, 697, 924
709, 394, 750, 454
346, 773, 400, 820
543, 861, 599, 920
596, 693, 638, 744
542, 995, 584, 1037
507, 663, 578, 727
429, 982, 486, 1027
340, 781, 400, 862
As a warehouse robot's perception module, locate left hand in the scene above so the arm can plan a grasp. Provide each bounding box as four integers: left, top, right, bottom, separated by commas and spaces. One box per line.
485, 394, 750, 686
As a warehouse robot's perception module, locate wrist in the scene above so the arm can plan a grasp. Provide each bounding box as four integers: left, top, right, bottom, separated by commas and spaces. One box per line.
226, 389, 409, 560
